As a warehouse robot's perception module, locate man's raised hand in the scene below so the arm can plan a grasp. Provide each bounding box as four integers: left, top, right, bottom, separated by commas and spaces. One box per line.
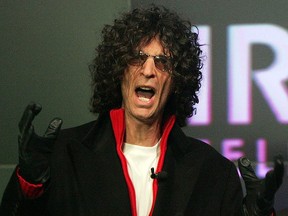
238, 155, 284, 216
18, 102, 62, 184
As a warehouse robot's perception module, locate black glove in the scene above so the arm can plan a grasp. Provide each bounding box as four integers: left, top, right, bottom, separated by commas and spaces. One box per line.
238, 156, 284, 216
18, 102, 63, 184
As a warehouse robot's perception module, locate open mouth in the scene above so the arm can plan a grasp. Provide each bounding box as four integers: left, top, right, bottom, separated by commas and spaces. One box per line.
135, 87, 155, 102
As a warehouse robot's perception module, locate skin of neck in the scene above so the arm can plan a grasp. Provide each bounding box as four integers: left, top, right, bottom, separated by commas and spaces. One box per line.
124, 113, 162, 147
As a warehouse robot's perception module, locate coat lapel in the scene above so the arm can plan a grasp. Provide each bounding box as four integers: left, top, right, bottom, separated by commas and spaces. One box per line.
65, 115, 132, 216
153, 125, 205, 216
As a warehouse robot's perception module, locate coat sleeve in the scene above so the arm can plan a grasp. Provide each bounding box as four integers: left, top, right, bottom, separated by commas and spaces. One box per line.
221, 162, 243, 216
0, 168, 48, 216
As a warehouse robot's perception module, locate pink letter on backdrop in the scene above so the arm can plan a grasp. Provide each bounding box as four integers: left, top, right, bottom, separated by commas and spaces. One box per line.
228, 24, 288, 125
256, 138, 272, 178
222, 139, 244, 161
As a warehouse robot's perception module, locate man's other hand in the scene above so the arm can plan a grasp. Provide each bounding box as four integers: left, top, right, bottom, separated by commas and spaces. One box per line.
18, 102, 62, 184
238, 155, 284, 216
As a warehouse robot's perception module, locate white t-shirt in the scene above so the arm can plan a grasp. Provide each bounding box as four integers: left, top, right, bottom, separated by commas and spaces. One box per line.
123, 140, 160, 216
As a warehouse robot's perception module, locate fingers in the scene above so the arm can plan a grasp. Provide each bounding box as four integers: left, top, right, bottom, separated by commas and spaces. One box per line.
273, 155, 284, 187
238, 157, 259, 181
18, 102, 42, 149
263, 155, 285, 200
265, 155, 284, 189
18, 102, 42, 136
43, 118, 63, 138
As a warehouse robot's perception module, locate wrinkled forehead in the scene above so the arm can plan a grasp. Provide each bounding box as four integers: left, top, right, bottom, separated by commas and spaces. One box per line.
136, 35, 171, 56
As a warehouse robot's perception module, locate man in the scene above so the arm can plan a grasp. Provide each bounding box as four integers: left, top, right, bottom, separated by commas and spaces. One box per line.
0, 5, 284, 216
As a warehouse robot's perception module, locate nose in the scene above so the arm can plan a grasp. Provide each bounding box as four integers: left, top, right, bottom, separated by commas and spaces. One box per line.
141, 57, 156, 77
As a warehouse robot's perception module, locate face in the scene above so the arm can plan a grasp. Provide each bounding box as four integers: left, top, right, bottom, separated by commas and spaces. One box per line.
121, 38, 173, 125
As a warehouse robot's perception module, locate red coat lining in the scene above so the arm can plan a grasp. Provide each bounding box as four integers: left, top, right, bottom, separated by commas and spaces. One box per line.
110, 108, 175, 216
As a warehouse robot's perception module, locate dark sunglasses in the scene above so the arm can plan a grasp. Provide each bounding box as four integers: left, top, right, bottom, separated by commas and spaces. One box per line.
128, 51, 173, 73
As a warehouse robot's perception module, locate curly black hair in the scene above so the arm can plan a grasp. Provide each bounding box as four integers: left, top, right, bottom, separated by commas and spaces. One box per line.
89, 5, 203, 127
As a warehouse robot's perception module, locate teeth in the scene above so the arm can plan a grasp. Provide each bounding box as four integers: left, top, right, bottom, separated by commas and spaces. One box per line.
139, 87, 152, 90
138, 97, 150, 102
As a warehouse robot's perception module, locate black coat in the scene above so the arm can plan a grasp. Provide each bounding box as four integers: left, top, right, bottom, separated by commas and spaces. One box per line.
1, 113, 243, 216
